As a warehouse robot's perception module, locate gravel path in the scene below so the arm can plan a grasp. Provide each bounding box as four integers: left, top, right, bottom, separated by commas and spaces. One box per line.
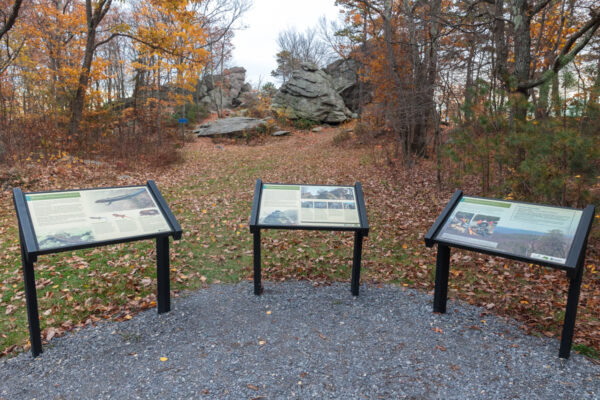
1, 282, 599, 399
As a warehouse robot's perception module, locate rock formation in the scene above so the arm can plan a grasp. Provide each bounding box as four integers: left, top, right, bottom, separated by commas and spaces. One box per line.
271, 62, 352, 124
324, 58, 368, 113
196, 67, 249, 111
194, 117, 270, 137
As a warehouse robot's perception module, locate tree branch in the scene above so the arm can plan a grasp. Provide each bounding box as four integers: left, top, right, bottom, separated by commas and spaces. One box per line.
531, 0, 552, 16
0, 0, 23, 41
0, 38, 24, 75
93, 32, 119, 51
106, 32, 205, 64
518, 9, 600, 90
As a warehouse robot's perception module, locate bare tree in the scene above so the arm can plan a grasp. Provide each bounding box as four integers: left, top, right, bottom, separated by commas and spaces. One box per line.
197, 0, 252, 116
271, 26, 331, 83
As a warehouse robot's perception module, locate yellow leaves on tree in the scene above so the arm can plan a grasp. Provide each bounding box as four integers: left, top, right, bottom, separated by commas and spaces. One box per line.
133, 0, 209, 104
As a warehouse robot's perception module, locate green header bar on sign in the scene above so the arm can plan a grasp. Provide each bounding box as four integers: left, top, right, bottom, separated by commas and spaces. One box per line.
264, 185, 300, 190
27, 192, 81, 201
462, 197, 511, 208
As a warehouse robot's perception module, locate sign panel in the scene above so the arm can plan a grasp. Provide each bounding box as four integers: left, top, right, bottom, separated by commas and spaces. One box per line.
434, 196, 582, 264
25, 186, 172, 251
178, 118, 188, 124
258, 184, 361, 228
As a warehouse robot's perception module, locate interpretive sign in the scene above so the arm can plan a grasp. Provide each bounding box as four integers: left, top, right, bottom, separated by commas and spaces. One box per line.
250, 179, 369, 296
425, 190, 595, 359
435, 196, 582, 265
13, 181, 182, 357
258, 184, 361, 228
26, 186, 172, 252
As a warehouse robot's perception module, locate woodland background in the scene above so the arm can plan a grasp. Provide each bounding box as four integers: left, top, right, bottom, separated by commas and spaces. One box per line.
1, 0, 600, 357
1, 0, 599, 204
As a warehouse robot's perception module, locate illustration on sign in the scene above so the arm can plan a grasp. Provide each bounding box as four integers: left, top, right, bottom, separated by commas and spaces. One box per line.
435, 197, 583, 264
258, 184, 361, 228
26, 187, 172, 251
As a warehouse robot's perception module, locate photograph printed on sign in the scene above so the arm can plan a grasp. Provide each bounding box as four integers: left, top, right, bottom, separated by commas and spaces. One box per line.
301, 186, 354, 201
436, 197, 583, 264
86, 187, 155, 213
259, 208, 299, 225
37, 228, 95, 250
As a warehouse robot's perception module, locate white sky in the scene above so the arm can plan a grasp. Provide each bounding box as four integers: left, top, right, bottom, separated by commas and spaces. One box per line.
230, 0, 342, 88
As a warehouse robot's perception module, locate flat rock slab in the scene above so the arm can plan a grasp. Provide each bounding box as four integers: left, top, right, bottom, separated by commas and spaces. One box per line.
1, 282, 599, 399
194, 117, 268, 137
272, 130, 291, 136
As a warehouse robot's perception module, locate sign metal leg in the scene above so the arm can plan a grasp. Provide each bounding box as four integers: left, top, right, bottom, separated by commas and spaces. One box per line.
559, 262, 584, 359
156, 236, 171, 313
20, 237, 42, 357
433, 244, 451, 313
253, 230, 263, 295
351, 231, 364, 296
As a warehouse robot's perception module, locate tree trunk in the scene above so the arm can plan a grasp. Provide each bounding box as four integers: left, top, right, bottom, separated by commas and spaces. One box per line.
68, 25, 96, 139
418, 0, 441, 155
511, 0, 531, 120
551, 72, 561, 116
537, 74, 551, 118
588, 57, 600, 106
67, 0, 112, 138
464, 39, 475, 121
383, 0, 404, 101
493, 0, 508, 84
156, 64, 162, 147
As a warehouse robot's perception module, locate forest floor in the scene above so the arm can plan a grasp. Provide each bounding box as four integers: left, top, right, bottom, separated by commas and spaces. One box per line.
0, 125, 599, 359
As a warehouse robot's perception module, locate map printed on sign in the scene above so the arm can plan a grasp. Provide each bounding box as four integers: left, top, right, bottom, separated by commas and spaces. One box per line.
258, 184, 361, 228
435, 197, 583, 264
25, 186, 172, 251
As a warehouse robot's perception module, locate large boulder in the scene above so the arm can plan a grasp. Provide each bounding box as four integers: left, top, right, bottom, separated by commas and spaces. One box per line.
324, 58, 369, 112
193, 117, 270, 137
197, 67, 248, 110
271, 62, 351, 124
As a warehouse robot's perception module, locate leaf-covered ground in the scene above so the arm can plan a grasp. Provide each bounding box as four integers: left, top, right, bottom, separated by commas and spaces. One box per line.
1, 128, 599, 358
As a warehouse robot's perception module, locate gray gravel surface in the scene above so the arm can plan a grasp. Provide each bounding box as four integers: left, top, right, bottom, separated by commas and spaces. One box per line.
1, 282, 599, 399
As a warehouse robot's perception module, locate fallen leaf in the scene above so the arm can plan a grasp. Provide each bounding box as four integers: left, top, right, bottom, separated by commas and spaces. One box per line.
45, 328, 56, 341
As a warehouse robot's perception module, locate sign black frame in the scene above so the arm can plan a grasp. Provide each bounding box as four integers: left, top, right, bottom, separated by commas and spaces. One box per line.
424, 190, 595, 359
13, 180, 183, 357
249, 179, 369, 296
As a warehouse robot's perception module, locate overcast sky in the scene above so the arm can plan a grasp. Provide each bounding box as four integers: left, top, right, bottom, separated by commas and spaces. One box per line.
230, 0, 342, 88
